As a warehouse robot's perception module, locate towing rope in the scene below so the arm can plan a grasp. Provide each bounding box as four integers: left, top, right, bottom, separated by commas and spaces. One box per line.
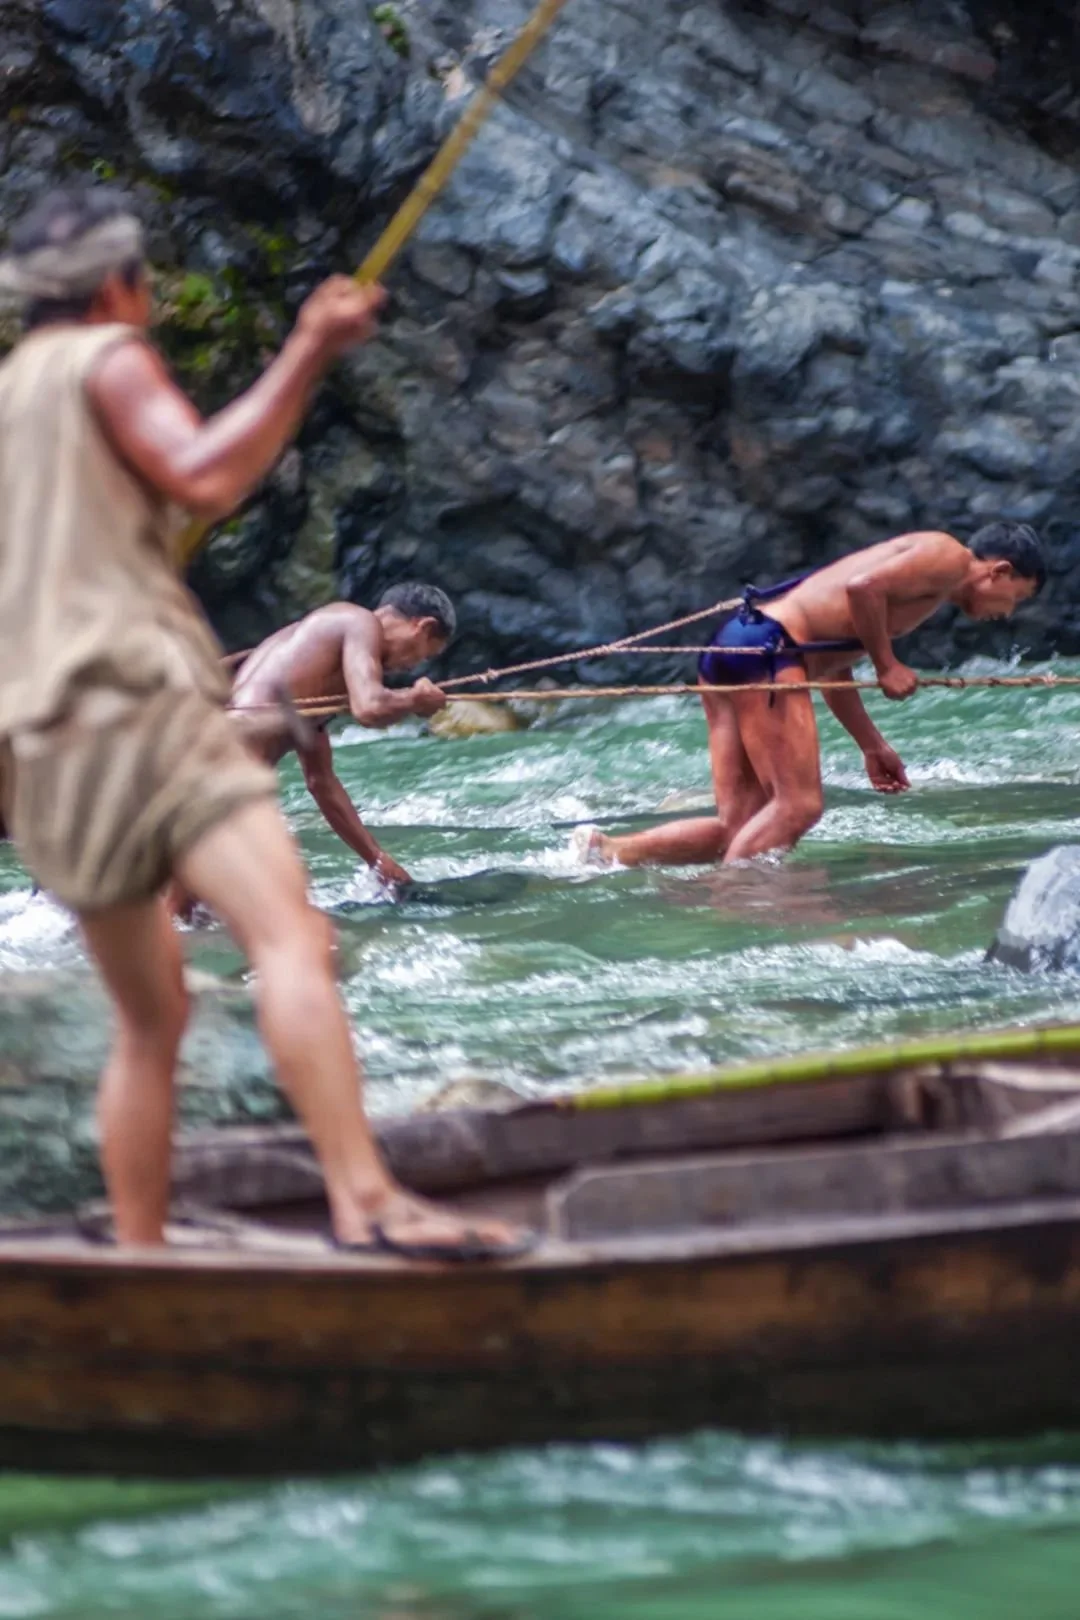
228, 669, 1080, 721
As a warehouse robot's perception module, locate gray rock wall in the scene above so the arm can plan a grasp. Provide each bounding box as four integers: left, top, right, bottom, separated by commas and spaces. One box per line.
4, 0, 1080, 675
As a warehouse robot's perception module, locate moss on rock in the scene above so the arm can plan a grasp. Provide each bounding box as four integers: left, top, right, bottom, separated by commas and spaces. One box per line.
154, 263, 287, 411
372, 4, 411, 58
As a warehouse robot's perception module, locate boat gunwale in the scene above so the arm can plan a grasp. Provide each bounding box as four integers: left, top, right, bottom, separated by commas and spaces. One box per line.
4, 1188, 1080, 1279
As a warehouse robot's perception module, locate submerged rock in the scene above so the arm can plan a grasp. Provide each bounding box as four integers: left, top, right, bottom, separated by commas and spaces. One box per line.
418, 1078, 524, 1114
0, 969, 283, 1214
656, 790, 713, 814
988, 847, 1080, 973
428, 700, 522, 738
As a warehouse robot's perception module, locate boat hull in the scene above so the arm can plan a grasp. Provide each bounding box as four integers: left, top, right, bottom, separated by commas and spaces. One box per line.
2, 1202, 1080, 1475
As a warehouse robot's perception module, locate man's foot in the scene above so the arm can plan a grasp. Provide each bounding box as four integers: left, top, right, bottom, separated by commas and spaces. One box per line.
569, 824, 618, 867
335, 1189, 534, 1263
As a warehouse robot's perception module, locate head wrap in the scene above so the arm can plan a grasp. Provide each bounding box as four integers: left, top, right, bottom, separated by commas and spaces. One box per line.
0, 214, 145, 306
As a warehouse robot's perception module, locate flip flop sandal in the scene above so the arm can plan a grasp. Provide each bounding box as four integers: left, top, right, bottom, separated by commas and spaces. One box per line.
335, 1225, 537, 1263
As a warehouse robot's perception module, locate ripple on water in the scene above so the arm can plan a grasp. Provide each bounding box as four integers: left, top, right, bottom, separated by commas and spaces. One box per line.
4, 1436, 1080, 1618
0, 667, 1079, 1611
0, 892, 79, 972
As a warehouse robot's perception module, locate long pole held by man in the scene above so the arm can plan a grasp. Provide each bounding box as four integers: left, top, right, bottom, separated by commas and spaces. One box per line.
0, 185, 527, 1261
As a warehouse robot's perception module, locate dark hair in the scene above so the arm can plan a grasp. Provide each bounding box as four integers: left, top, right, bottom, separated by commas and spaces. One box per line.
378, 582, 456, 640
10, 185, 144, 330
968, 521, 1047, 595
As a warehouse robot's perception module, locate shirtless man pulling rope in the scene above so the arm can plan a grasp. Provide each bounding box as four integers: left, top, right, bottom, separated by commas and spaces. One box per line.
584, 524, 1047, 868
231, 585, 454, 889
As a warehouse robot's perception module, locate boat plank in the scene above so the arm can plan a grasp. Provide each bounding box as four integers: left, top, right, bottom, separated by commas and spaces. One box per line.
171, 1074, 892, 1208
0, 1214, 1077, 1469
551, 1127, 1080, 1240
170, 1063, 1080, 1213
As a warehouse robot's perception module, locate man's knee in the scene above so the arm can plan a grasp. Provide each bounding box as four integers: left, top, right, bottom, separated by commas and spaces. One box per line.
703, 818, 733, 860
254, 897, 337, 979
117, 974, 190, 1054
777, 788, 823, 843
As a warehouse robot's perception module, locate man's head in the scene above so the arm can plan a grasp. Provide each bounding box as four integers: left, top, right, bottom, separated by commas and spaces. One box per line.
375, 582, 456, 671
1, 186, 151, 331
957, 522, 1047, 619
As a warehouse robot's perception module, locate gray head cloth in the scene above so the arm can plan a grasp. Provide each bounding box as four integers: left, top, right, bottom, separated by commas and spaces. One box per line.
0, 214, 145, 306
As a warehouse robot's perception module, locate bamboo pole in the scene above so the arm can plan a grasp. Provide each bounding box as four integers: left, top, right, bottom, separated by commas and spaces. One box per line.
353, 0, 571, 285
179, 0, 571, 566
560, 1022, 1080, 1111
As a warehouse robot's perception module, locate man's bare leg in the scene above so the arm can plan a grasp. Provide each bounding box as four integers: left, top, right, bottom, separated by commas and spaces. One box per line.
594, 692, 766, 867
80, 898, 190, 1244
177, 799, 520, 1251
723, 671, 824, 862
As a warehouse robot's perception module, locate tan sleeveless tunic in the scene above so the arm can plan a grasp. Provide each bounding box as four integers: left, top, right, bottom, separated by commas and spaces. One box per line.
0, 322, 227, 732
0, 322, 274, 908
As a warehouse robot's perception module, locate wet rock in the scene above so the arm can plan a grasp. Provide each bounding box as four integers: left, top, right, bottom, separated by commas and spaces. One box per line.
417, 1078, 524, 1113
427, 700, 522, 739
0, 969, 284, 1213
988, 847, 1080, 973
6, 0, 1080, 670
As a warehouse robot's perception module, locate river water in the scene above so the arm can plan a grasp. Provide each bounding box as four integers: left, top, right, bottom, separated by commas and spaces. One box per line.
1, 661, 1080, 1617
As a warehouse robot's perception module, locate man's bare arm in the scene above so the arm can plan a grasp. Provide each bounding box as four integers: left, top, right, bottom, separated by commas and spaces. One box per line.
87, 279, 386, 523
821, 674, 886, 752
822, 673, 910, 793
846, 533, 969, 699
341, 616, 447, 727
300, 731, 409, 881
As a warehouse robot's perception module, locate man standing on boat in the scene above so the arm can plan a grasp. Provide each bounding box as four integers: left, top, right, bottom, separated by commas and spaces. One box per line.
0, 184, 525, 1260
230, 585, 456, 890
585, 524, 1046, 868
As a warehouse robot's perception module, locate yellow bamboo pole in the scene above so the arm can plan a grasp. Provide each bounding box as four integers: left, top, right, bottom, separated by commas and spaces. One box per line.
560, 1022, 1080, 1111
354, 0, 571, 285
179, 0, 571, 565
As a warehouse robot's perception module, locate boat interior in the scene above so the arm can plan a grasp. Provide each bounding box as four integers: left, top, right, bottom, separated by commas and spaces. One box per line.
6, 1049, 1080, 1260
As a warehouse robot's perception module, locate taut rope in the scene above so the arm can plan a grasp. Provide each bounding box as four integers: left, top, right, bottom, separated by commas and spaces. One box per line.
439, 596, 742, 688
229, 670, 1080, 721
219, 595, 742, 699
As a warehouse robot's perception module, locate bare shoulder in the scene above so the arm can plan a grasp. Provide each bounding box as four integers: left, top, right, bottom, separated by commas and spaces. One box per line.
858, 530, 967, 573
898, 529, 971, 574
86, 335, 171, 402
329, 601, 381, 645
894, 529, 964, 552
324, 601, 377, 628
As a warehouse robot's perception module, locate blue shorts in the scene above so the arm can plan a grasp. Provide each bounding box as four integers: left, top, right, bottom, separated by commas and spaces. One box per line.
697, 610, 802, 687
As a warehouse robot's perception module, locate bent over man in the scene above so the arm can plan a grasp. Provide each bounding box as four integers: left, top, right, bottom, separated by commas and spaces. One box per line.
231, 585, 455, 889
0, 184, 522, 1259
591, 524, 1046, 868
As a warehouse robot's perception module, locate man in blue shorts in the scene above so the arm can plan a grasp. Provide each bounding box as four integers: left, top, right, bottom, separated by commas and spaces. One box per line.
588, 523, 1046, 867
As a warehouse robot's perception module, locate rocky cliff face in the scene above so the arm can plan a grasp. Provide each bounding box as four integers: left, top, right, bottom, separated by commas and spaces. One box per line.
4, 0, 1080, 675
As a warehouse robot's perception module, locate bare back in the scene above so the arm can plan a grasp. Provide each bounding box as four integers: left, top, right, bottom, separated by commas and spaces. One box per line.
233, 604, 381, 705
231, 604, 383, 762
766, 532, 970, 668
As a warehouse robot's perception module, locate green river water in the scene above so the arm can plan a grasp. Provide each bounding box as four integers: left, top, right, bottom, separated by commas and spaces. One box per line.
2, 660, 1080, 1616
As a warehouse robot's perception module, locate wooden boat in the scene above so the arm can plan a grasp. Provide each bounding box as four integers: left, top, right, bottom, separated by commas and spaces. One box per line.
5, 1023, 1080, 1476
